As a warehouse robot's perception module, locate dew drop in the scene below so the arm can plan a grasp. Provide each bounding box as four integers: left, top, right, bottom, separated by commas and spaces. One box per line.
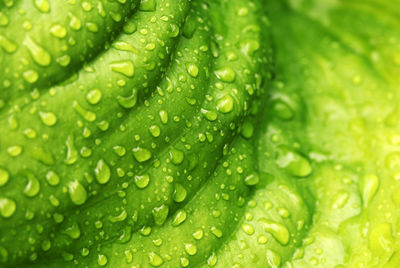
50, 24, 67, 39
261, 219, 290, 245
94, 159, 111, 184
134, 174, 150, 189
24, 173, 40, 197
110, 60, 134, 77
214, 67, 235, 82
68, 180, 87, 205
64, 134, 78, 165
39, 111, 57, 126
23, 36, 51, 66
132, 147, 152, 162
34, 0, 50, 13
0, 168, 9, 186
0, 198, 16, 218
217, 95, 234, 113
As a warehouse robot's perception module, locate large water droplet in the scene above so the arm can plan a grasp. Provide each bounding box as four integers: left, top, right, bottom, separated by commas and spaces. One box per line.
94, 159, 111, 184
0, 197, 16, 218
23, 36, 51, 66
68, 180, 87, 205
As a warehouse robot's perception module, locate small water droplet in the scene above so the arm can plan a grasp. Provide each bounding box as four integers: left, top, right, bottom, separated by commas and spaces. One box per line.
0, 197, 16, 218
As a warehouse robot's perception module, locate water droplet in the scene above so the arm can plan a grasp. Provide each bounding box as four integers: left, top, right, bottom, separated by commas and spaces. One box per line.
63, 222, 81, 239
241, 223, 255, 235
123, 21, 137, 34
39, 111, 57, 126
149, 125, 161, 137
134, 174, 150, 189
201, 108, 217, 121
50, 24, 67, 38
24, 172, 40, 197
145, 252, 164, 268
110, 60, 134, 77
276, 147, 312, 177
68, 13, 81, 30
86, 89, 102, 104
0, 168, 9, 186
94, 159, 111, 184
0, 198, 16, 218
159, 110, 168, 124
244, 172, 259, 186
23, 70, 39, 83
184, 243, 197, 256
132, 147, 152, 162
41, 239, 51, 251
64, 134, 78, 165
7, 145, 22, 157
169, 147, 184, 165
97, 254, 108, 266
23, 36, 51, 66
172, 209, 186, 226
86, 22, 99, 32
186, 63, 199, 78
0, 35, 17, 53
72, 101, 96, 122
56, 55, 71, 66
113, 145, 126, 157
68, 180, 87, 205
192, 229, 203, 240
173, 183, 187, 202
360, 174, 379, 208
108, 209, 127, 223
273, 100, 294, 120
152, 204, 169, 226
217, 95, 234, 113
117, 89, 137, 109
261, 219, 290, 245
214, 67, 235, 82
266, 249, 281, 268
34, 0, 50, 13
113, 41, 139, 53
240, 39, 260, 56
0, 12, 9, 26
44, 171, 60, 186
140, 0, 156, 11
211, 226, 223, 238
